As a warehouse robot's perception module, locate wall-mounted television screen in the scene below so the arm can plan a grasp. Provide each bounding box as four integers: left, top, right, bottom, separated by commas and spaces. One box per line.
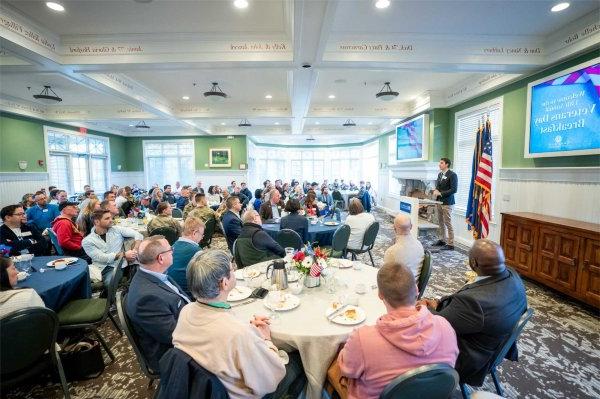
525, 58, 600, 158
396, 114, 429, 162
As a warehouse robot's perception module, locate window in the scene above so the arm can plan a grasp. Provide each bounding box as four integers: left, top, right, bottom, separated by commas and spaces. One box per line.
44, 127, 110, 193
143, 140, 194, 189
454, 98, 503, 220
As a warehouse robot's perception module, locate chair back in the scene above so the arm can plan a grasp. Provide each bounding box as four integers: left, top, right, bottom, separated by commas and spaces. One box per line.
150, 226, 179, 245
234, 236, 278, 268
361, 221, 380, 249
104, 258, 125, 316
490, 308, 534, 370
331, 224, 351, 257
48, 228, 65, 256
379, 363, 458, 399
200, 217, 216, 248
232, 239, 243, 269
171, 207, 183, 218
277, 229, 303, 250
1, 308, 59, 376
116, 291, 159, 378
332, 190, 343, 201
417, 250, 432, 299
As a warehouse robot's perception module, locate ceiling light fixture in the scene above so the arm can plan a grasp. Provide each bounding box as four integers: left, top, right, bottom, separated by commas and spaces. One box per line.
306, 136, 316, 141
375, 0, 390, 9
315, 121, 320, 125
203, 82, 227, 102
233, 0, 248, 9
32, 85, 62, 103
376, 82, 399, 101
238, 118, 252, 127
275, 122, 280, 125
368, 122, 373, 125
182, 96, 190, 100
221, 122, 226, 126
343, 119, 356, 127
135, 121, 150, 129
328, 94, 336, 99
46, 2, 65, 12
551, 2, 569, 12
265, 94, 272, 99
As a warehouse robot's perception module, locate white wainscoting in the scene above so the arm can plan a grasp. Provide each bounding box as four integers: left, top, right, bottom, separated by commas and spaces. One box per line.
194, 170, 249, 190
0, 172, 49, 205
110, 171, 145, 188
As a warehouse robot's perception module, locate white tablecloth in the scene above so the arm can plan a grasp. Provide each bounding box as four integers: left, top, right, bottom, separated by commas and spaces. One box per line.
231, 260, 385, 399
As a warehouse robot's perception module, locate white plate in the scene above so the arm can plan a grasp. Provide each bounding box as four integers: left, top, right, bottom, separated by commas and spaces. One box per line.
234, 269, 245, 280
241, 268, 262, 280
17, 271, 29, 281
324, 221, 339, 226
46, 257, 78, 267
263, 293, 300, 311
331, 259, 353, 269
227, 286, 253, 302
326, 305, 366, 325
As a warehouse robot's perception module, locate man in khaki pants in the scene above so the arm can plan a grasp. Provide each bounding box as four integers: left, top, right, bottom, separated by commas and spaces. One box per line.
432, 158, 458, 250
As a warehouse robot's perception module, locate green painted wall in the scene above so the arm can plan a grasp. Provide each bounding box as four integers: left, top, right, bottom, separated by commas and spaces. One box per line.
448, 50, 600, 168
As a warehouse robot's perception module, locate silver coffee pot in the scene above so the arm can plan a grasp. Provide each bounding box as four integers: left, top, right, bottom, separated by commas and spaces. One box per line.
266, 259, 288, 290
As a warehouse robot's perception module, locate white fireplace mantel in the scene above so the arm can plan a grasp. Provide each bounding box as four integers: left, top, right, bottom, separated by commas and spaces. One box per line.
389, 162, 440, 182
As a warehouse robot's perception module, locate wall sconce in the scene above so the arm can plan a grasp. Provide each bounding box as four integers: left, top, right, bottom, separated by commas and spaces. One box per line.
18, 160, 28, 171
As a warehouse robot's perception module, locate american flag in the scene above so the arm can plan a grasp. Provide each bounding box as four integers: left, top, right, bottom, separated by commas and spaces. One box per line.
466, 119, 493, 238
309, 260, 322, 277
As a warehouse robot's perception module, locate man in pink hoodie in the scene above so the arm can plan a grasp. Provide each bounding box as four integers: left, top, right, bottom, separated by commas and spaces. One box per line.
330, 262, 459, 399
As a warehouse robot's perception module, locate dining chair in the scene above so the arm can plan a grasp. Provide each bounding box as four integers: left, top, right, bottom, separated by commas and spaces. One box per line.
417, 250, 432, 299
277, 229, 303, 250
346, 221, 379, 267
171, 207, 183, 218
1, 308, 71, 399
149, 226, 179, 245
379, 363, 458, 399
48, 228, 65, 256
200, 217, 216, 248
57, 258, 126, 363
323, 224, 351, 258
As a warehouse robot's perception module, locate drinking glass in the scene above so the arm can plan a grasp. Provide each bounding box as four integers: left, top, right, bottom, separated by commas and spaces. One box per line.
266, 288, 282, 324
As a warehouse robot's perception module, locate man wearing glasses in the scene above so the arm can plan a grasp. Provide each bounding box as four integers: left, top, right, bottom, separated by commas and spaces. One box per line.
0, 204, 48, 256
126, 235, 191, 374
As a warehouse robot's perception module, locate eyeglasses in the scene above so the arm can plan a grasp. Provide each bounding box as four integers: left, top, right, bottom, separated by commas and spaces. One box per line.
156, 247, 173, 259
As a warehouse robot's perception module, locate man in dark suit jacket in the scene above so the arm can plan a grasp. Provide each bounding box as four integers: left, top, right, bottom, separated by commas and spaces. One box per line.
126, 235, 191, 372
0, 204, 48, 256
259, 189, 285, 221
432, 157, 458, 250
222, 196, 243, 252
420, 239, 527, 386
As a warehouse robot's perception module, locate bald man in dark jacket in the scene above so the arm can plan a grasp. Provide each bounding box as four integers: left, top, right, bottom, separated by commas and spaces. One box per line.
420, 239, 527, 386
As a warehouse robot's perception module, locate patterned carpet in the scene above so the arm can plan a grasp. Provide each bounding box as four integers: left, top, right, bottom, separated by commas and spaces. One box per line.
4, 209, 600, 399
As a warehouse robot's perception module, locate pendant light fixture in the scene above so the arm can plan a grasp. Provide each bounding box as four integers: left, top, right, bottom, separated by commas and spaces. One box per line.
33, 85, 62, 103
343, 119, 356, 127
203, 82, 227, 102
135, 121, 150, 129
238, 118, 251, 127
375, 82, 399, 101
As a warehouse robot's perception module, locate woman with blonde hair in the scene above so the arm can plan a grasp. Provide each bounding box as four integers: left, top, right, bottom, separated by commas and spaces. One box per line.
150, 189, 163, 212
76, 198, 100, 236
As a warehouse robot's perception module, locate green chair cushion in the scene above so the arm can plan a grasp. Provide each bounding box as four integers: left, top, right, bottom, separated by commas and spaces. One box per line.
322, 246, 343, 259
58, 298, 107, 325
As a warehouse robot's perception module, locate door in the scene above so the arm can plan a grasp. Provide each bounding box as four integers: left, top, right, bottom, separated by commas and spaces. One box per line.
577, 238, 600, 307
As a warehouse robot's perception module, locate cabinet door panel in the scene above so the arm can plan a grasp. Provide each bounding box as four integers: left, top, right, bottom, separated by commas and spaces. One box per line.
536, 228, 579, 291
577, 239, 600, 307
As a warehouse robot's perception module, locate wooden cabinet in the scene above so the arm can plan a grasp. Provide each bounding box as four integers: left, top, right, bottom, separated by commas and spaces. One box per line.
501, 212, 600, 308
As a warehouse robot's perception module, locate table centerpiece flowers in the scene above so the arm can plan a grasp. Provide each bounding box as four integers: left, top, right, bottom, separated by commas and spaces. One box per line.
291, 245, 330, 288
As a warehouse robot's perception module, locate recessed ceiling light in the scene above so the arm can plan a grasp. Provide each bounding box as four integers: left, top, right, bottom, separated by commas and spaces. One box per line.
221, 122, 226, 125
182, 96, 190, 100
375, 0, 390, 9
551, 2, 569, 12
315, 121, 320, 125
46, 2, 65, 11
275, 122, 280, 125
233, 0, 248, 9
265, 94, 272, 99
129, 124, 134, 127
368, 122, 373, 125
328, 94, 336, 99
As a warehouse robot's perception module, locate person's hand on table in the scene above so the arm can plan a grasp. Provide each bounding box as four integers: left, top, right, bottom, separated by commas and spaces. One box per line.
250, 315, 272, 340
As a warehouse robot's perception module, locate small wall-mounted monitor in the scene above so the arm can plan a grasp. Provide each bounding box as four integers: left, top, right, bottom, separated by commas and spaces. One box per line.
396, 114, 429, 162
525, 58, 600, 158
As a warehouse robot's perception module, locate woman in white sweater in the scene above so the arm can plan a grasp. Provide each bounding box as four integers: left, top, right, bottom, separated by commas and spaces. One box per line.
345, 197, 376, 250
0, 257, 45, 318
172, 250, 306, 399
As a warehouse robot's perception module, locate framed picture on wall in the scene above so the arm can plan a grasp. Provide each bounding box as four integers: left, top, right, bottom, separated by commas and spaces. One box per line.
209, 148, 231, 167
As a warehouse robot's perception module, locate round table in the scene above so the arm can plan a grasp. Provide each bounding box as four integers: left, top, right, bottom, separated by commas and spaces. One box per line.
262, 217, 343, 246
231, 260, 385, 399
16, 256, 92, 312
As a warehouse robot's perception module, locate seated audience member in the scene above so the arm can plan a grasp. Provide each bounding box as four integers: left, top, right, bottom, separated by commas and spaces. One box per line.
173, 250, 306, 398
0, 257, 45, 318
318, 186, 333, 208
176, 186, 191, 211
115, 188, 134, 216
167, 218, 205, 298
280, 199, 308, 243
383, 214, 424, 281
345, 198, 375, 250
163, 184, 176, 204
227, 180, 237, 193
252, 189, 263, 211
237, 210, 285, 264
358, 181, 372, 213
76, 198, 101, 236
49, 188, 60, 205
0, 205, 47, 256
50, 190, 68, 205
103, 191, 116, 201
150, 189, 164, 212
115, 187, 129, 209
206, 186, 222, 208
188, 194, 217, 224
340, 179, 349, 190
193, 180, 205, 194
82, 210, 143, 285
232, 186, 250, 209
222, 196, 243, 252
281, 182, 290, 200
26, 191, 60, 231
183, 190, 199, 220
51, 202, 91, 262
366, 181, 377, 208
303, 191, 319, 217
259, 189, 284, 221
240, 182, 253, 202
147, 202, 182, 236
328, 262, 458, 399
289, 184, 305, 203
100, 199, 124, 218
420, 239, 528, 386
126, 236, 191, 373
21, 193, 35, 210
215, 189, 231, 219
78, 189, 96, 207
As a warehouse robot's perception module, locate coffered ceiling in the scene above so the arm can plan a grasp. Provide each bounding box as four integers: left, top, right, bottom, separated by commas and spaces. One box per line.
1, 0, 598, 145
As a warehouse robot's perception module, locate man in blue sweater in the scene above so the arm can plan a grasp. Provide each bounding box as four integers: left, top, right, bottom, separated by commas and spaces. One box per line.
26, 191, 59, 231
167, 217, 205, 298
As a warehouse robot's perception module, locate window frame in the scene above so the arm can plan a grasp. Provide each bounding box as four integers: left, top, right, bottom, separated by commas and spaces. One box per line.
142, 139, 196, 189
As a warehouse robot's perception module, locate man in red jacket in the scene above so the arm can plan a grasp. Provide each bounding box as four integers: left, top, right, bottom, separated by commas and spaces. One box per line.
51, 201, 91, 263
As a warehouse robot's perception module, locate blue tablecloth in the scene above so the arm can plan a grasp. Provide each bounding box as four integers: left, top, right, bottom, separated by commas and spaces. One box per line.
262, 217, 343, 246
16, 256, 92, 311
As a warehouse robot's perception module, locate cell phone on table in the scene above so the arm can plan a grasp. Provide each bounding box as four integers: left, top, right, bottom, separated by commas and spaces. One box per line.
251, 288, 269, 299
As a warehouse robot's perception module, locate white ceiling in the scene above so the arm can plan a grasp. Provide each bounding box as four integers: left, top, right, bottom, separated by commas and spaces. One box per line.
0, 0, 598, 144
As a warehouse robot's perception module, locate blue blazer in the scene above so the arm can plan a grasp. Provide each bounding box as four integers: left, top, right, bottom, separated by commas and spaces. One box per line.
167, 239, 201, 298
280, 213, 309, 243
126, 270, 189, 372
222, 210, 243, 251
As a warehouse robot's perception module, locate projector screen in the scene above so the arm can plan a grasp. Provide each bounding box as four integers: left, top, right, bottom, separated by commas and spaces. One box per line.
525, 58, 600, 158
396, 114, 429, 162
